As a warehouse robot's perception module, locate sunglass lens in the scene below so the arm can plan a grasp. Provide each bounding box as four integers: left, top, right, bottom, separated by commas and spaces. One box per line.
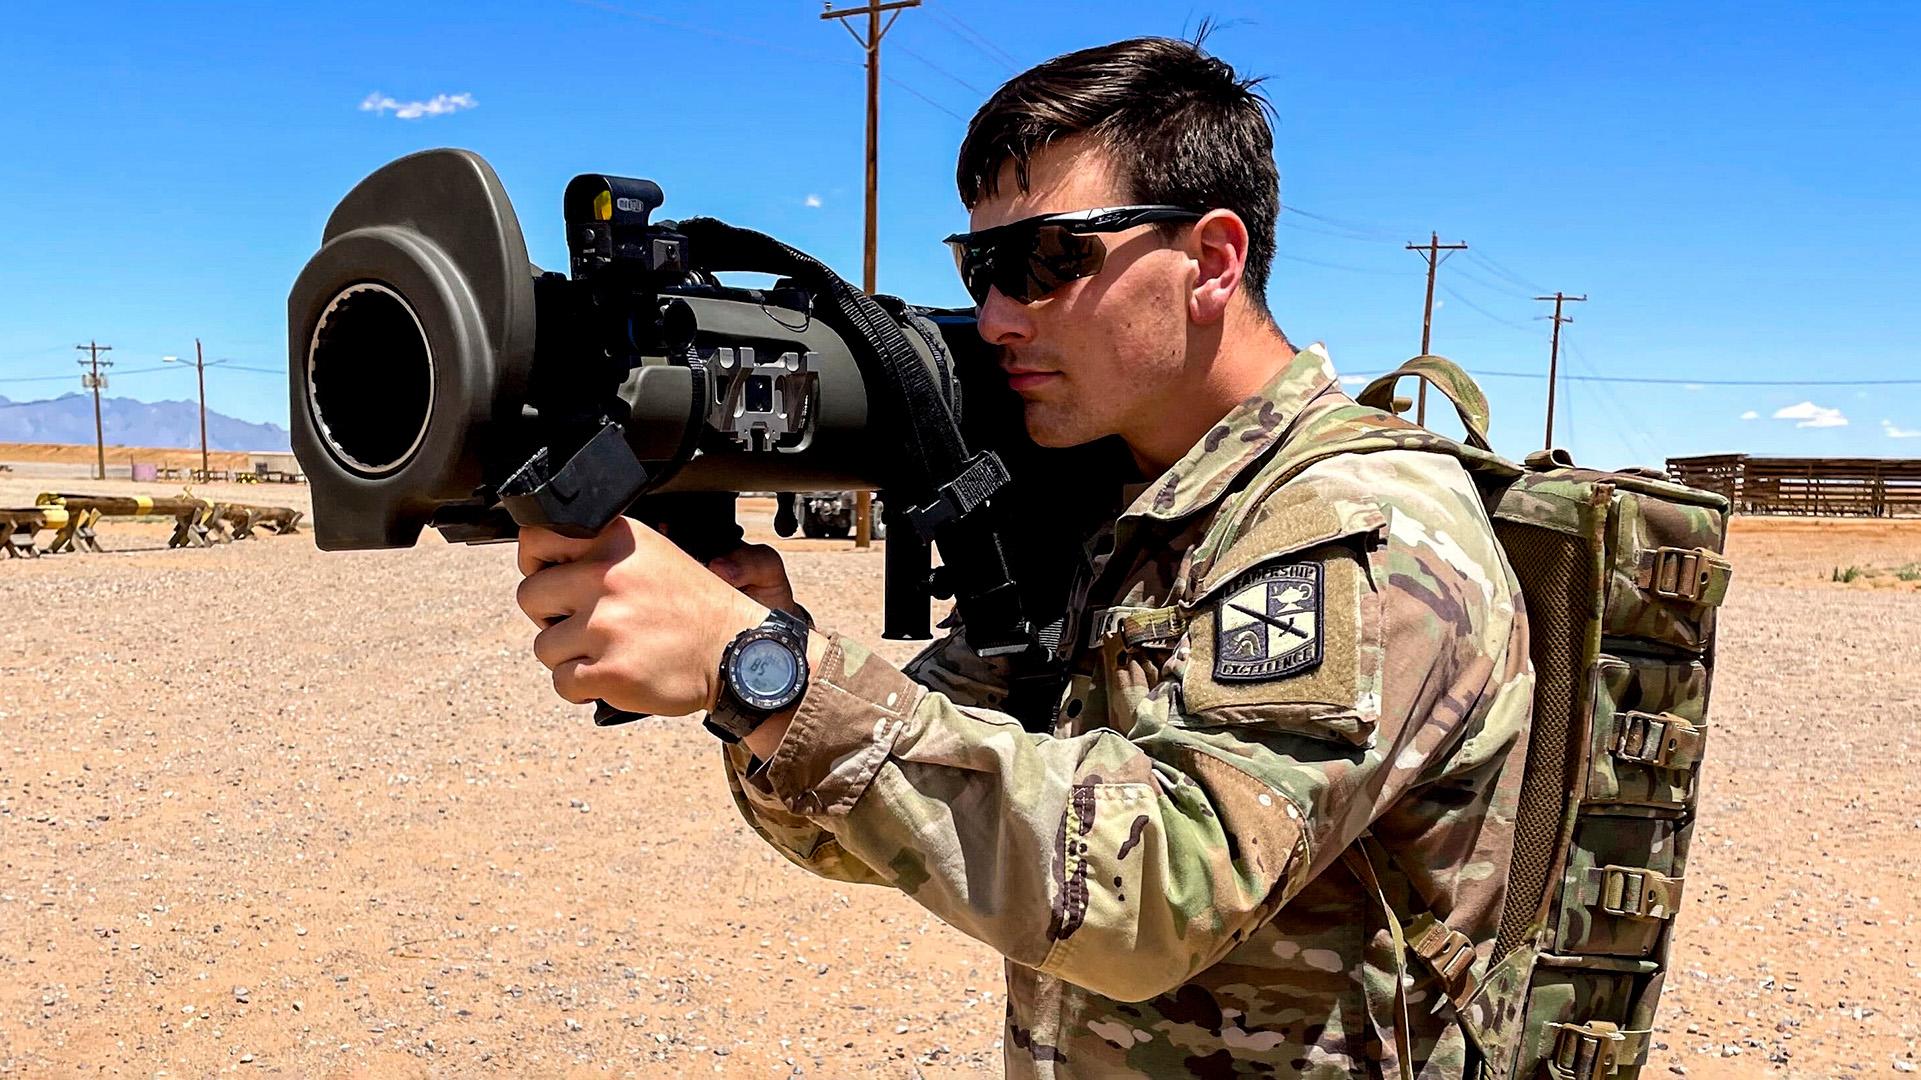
950, 223, 1106, 305
1008, 226, 1103, 303
950, 241, 995, 305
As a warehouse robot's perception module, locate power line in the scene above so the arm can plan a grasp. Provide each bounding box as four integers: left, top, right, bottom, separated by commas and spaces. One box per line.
1557, 373, 1921, 387
922, 0, 1019, 70
1281, 206, 1397, 243
1279, 215, 1396, 244
0, 364, 187, 383
1281, 206, 1562, 303
1437, 280, 1536, 333
1562, 341, 1664, 466
0, 371, 94, 384
880, 72, 968, 122
573, 0, 969, 121
1346, 365, 1921, 387
893, 41, 986, 95
571, 0, 856, 67
1273, 251, 1403, 276
1464, 248, 1550, 295
1446, 261, 1535, 301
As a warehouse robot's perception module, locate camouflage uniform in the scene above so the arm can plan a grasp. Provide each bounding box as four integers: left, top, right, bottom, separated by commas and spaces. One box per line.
723, 344, 1535, 1078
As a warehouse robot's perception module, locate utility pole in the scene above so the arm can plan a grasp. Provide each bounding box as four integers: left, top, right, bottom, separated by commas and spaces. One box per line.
1535, 292, 1587, 450
1404, 232, 1468, 424
823, 0, 920, 548
165, 339, 218, 477
76, 341, 114, 480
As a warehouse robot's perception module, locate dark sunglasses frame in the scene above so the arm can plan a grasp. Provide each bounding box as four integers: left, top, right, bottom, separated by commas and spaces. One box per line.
943, 204, 1205, 305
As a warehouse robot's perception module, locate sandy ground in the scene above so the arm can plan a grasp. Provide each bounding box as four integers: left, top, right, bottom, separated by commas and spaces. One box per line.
0, 479, 1916, 1078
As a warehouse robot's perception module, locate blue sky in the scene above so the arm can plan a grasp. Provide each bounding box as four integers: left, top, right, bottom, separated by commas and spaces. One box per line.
2, 0, 1916, 468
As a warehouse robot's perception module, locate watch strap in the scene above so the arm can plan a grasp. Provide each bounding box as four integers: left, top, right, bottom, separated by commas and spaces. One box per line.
706, 608, 811, 743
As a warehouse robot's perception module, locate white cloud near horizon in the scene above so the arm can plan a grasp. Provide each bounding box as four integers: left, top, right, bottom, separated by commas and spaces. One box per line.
1739, 410, 1759, 420
1882, 419, 1921, 438
1772, 400, 1849, 428
1338, 375, 1370, 387
360, 92, 476, 120
803, 193, 823, 208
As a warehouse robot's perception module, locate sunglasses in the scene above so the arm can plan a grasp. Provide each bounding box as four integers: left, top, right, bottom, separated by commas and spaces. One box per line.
943, 205, 1204, 306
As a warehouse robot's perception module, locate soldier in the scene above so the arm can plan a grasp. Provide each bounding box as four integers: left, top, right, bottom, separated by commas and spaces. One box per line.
515, 35, 1534, 1079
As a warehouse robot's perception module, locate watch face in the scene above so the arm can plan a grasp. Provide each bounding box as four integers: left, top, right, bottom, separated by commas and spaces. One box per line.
734, 637, 800, 703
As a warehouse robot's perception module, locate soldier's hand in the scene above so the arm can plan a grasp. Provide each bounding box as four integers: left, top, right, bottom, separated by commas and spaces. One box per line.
515, 518, 768, 717
707, 543, 802, 619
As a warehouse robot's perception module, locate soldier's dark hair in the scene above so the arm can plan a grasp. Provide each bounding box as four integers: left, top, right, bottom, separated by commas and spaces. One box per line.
956, 32, 1280, 311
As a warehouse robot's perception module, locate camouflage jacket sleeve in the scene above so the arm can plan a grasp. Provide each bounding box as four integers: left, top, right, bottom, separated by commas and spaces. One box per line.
719, 623, 1014, 886
731, 450, 1527, 1003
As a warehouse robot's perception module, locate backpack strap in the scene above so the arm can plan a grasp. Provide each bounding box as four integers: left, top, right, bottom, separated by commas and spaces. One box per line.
1346, 835, 1485, 999
1355, 354, 1495, 452
1342, 832, 1485, 1080
1187, 416, 1520, 594
1342, 837, 1416, 1080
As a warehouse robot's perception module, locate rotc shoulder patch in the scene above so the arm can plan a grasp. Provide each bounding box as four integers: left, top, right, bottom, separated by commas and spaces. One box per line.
1213, 561, 1324, 682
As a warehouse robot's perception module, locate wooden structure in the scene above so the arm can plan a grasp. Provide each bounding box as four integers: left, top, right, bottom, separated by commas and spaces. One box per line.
1668, 454, 1921, 517
1, 508, 54, 558
12, 493, 306, 554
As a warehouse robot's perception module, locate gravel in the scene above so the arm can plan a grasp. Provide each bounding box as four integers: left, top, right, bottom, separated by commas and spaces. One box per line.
1, 493, 1914, 1077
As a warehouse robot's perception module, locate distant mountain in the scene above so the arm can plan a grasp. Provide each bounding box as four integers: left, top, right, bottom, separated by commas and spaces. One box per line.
0, 393, 289, 452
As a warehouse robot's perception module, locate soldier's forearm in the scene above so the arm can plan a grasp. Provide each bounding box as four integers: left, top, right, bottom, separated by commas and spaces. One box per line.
733, 635, 1313, 1001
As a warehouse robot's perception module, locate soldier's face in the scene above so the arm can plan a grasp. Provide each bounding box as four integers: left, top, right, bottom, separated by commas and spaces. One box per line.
965, 138, 1196, 453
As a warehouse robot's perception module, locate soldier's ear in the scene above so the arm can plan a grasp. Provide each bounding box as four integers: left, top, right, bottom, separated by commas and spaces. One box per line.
1187, 209, 1249, 326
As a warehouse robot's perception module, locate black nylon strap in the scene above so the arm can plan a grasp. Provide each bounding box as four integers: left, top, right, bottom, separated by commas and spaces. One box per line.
673, 217, 1034, 658
905, 450, 1011, 540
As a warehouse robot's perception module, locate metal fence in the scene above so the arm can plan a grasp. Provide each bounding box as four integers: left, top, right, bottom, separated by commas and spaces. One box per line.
1667, 454, 1921, 517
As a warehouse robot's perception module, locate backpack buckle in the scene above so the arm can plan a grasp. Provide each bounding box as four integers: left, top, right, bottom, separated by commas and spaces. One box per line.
1612, 710, 1705, 772
1548, 1020, 1630, 1080
1637, 546, 1732, 606
1405, 913, 1480, 1010
1597, 865, 1684, 921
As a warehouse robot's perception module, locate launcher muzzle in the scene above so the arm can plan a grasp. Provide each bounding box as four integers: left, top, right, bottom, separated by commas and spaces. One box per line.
288, 148, 1118, 675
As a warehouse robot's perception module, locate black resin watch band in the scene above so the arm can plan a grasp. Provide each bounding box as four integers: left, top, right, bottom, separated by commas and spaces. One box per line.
704, 608, 810, 743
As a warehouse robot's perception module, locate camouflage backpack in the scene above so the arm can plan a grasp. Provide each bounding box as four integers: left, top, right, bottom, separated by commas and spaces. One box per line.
1219, 355, 1732, 1079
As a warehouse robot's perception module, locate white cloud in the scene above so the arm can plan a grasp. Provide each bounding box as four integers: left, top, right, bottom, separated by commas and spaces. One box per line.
1882, 419, 1921, 438
1338, 375, 1371, 387
1739, 410, 1759, 420
1772, 400, 1849, 428
360, 91, 476, 120
1683, 383, 1704, 391
803, 193, 823, 208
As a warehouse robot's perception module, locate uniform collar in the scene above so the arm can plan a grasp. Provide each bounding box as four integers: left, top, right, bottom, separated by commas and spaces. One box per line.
1121, 342, 1339, 524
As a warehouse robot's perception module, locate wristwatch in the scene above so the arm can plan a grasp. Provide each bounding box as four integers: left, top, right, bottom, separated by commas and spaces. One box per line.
705, 608, 811, 744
